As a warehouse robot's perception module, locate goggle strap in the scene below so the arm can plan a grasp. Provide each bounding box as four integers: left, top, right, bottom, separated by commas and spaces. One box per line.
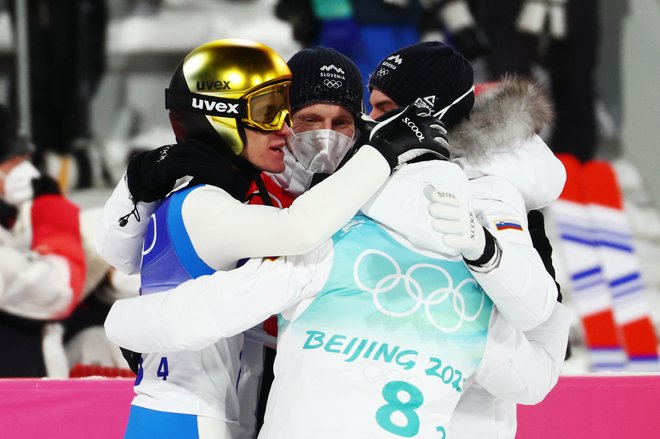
433, 85, 476, 120
165, 89, 248, 119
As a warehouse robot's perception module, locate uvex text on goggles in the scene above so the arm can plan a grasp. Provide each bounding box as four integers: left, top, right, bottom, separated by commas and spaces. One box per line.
166, 81, 291, 132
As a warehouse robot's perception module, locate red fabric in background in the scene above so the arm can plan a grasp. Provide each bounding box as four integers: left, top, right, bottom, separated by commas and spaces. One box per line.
30, 194, 86, 317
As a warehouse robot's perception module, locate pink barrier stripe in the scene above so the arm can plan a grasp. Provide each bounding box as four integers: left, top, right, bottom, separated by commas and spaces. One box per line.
0, 378, 134, 439
2, 376, 660, 438
517, 375, 660, 438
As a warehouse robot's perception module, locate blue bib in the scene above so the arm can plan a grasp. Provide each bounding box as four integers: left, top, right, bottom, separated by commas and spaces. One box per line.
140, 186, 214, 295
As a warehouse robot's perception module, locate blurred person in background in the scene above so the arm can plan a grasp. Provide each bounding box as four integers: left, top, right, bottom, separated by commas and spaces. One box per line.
469, 0, 599, 162
274, 0, 490, 109
95, 38, 447, 439
0, 103, 86, 377
7, 0, 109, 188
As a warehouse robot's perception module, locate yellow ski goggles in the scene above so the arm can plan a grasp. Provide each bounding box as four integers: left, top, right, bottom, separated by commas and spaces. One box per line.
165, 81, 291, 132
243, 82, 290, 131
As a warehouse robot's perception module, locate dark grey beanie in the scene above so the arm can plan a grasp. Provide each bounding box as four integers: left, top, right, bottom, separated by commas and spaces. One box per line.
368, 41, 474, 127
288, 46, 364, 117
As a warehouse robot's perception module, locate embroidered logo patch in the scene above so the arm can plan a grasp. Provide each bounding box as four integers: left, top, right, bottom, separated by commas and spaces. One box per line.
319, 64, 345, 89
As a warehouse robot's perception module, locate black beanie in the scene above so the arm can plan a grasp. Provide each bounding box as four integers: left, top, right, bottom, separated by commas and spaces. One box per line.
368, 41, 474, 128
288, 47, 363, 117
0, 103, 33, 163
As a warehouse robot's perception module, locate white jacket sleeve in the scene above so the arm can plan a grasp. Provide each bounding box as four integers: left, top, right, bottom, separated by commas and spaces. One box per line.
104, 241, 333, 353
474, 302, 572, 405
185, 146, 389, 269
0, 189, 84, 320
0, 244, 73, 319
469, 176, 558, 330
94, 175, 159, 274
96, 146, 389, 273
360, 160, 471, 257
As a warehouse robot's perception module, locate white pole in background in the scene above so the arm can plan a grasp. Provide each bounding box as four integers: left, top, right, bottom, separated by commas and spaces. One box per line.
15, 0, 31, 139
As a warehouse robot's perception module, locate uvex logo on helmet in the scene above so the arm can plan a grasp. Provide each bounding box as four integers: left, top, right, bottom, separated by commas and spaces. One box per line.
196, 80, 231, 91
192, 97, 240, 114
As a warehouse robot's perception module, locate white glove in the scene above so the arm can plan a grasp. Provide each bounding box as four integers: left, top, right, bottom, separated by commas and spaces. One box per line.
2, 160, 40, 205
424, 184, 485, 260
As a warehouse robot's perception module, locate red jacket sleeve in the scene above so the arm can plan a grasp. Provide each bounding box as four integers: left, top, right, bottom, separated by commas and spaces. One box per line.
30, 194, 86, 317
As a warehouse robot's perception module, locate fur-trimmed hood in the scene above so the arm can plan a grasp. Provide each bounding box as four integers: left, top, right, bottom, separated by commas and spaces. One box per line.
449, 76, 566, 210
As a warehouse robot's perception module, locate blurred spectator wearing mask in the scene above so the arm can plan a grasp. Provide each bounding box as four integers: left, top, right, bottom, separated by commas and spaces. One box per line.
0, 103, 86, 377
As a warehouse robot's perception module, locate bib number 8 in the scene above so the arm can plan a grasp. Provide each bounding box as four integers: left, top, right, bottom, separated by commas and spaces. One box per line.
375, 381, 423, 437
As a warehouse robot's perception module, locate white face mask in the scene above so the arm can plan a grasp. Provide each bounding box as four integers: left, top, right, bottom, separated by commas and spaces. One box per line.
286, 129, 355, 174
1, 160, 40, 205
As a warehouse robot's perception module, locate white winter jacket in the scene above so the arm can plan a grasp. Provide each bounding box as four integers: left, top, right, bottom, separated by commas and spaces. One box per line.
445, 77, 569, 438
1, 163, 85, 321
106, 160, 569, 437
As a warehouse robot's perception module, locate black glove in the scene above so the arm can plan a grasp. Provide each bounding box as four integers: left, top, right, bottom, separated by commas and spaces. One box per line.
366, 105, 449, 171
31, 175, 61, 197
309, 172, 331, 188
0, 198, 17, 229
353, 112, 377, 150
120, 347, 141, 375
527, 209, 570, 359
126, 139, 233, 203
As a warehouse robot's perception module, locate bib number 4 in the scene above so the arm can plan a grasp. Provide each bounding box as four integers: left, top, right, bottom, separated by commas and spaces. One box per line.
134, 356, 169, 385
157, 357, 169, 381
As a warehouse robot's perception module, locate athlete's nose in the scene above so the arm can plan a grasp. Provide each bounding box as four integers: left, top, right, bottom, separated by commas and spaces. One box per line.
277, 123, 292, 137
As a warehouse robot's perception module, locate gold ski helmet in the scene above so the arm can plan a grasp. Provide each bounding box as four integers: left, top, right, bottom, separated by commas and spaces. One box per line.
165, 39, 292, 156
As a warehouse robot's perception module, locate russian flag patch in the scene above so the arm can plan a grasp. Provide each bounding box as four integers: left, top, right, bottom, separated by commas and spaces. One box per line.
495, 220, 523, 231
